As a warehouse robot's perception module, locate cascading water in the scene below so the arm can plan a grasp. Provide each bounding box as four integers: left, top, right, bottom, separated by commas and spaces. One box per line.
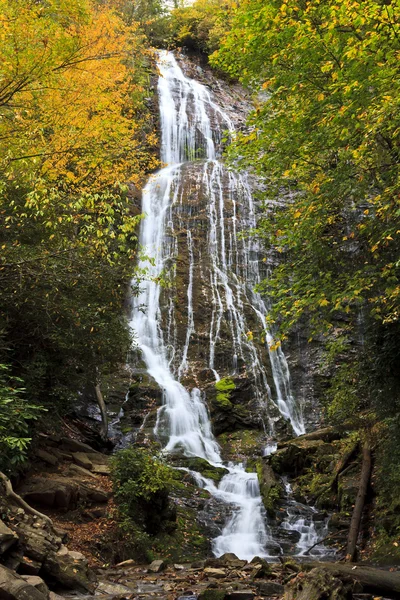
129, 50, 308, 559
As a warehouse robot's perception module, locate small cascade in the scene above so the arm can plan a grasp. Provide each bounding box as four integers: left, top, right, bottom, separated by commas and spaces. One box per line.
129, 50, 309, 560
277, 481, 334, 558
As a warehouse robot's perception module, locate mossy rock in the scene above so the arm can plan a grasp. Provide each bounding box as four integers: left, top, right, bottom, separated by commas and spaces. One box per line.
270, 440, 323, 476
214, 377, 235, 411
177, 456, 229, 483
218, 430, 264, 462
256, 459, 283, 516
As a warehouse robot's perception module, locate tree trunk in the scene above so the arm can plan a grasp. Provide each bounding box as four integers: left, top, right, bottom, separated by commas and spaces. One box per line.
94, 383, 108, 441
345, 440, 372, 562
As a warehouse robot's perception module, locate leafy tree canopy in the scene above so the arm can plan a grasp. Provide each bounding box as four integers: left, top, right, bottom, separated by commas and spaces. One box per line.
0, 0, 159, 442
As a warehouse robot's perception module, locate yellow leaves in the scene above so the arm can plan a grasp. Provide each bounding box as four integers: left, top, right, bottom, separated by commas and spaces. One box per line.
319, 298, 329, 306
317, 93, 325, 101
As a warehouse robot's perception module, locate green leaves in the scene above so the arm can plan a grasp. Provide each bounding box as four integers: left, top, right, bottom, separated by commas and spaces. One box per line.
0, 364, 45, 472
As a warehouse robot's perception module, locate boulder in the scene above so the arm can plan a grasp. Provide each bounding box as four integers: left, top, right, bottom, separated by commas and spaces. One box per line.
0, 519, 19, 554
43, 545, 94, 592
148, 559, 165, 573
0, 565, 47, 599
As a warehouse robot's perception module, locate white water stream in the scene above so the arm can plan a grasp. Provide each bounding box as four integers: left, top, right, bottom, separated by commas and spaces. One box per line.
129, 51, 308, 560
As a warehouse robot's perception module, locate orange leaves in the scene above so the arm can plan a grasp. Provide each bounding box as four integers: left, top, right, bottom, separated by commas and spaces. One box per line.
0, 0, 158, 194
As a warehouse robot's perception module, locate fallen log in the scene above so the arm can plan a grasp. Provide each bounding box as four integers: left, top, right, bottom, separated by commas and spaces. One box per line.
308, 562, 400, 599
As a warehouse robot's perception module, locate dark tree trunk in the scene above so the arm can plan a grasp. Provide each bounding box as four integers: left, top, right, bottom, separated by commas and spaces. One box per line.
345, 440, 372, 562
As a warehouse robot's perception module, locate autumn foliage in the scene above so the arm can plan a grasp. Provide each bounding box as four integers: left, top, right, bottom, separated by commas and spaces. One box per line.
0, 0, 158, 430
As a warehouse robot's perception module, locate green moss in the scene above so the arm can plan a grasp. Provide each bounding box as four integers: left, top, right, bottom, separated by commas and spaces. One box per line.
214, 377, 235, 410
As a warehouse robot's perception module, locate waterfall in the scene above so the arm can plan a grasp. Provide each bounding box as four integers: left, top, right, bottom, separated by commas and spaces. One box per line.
129, 50, 305, 560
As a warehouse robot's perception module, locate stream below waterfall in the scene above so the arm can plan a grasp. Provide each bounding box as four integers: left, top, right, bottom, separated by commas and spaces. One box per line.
128, 50, 331, 561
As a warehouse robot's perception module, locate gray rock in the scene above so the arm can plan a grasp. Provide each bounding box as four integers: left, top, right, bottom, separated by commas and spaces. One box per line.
20, 575, 49, 596
0, 565, 47, 599
204, 568, 227, 578
0, 519, 19, 554
148, 559, 165, 573
256, 581, 284, 596
97, 580, 134, 594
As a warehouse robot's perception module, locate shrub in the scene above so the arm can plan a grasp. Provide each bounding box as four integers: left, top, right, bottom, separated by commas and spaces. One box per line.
110, 447, 176, 558
0, 365, 45, 473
